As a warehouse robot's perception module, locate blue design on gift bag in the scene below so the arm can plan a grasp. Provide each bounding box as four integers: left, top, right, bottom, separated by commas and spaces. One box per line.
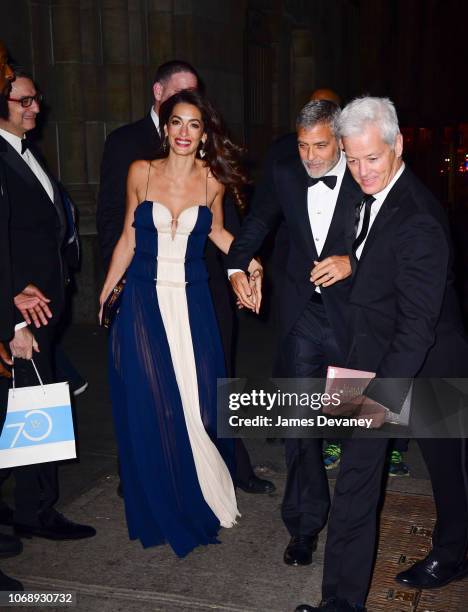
0, 405, 74, 450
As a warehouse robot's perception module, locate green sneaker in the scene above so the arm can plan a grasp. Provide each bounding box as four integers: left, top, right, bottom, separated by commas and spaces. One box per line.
388, 450, 410, 477
323, 443, 341, 470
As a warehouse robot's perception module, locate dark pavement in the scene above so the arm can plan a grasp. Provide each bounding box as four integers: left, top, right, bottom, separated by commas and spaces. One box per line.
1, 315, 440, 611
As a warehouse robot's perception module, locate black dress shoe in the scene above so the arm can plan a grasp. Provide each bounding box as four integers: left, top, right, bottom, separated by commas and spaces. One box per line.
237, 475, 276, 494
0, 569, 23, 591
0, 532, 23, 558
284, 534, 318, 566
295, 599, 337, 611
14, 511, 96, 541
0, 505, 14, 527
396, 553, 468, 589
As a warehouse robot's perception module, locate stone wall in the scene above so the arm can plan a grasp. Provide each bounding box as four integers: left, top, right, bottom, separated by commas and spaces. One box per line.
1, 0, 359, 322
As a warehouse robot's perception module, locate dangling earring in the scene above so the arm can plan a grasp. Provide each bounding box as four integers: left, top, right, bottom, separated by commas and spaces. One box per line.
163, 136, 168, 152
199, 140, 206, 158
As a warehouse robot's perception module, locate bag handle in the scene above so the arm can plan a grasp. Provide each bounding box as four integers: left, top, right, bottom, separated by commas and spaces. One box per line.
11, 357, 46, 395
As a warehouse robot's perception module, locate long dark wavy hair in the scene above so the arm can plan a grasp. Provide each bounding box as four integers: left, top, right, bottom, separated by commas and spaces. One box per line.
158, 89, 248, 211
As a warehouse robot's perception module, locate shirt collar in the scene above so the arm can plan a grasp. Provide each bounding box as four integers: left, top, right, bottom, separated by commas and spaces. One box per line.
325, 151, 346, 178
150, 106, 160, 134
372, 161, 405, 204
0, 127, 25, 155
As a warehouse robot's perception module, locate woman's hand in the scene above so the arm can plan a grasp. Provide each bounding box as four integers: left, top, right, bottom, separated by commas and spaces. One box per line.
247, 258, 263, 314
98, 290, 109, 326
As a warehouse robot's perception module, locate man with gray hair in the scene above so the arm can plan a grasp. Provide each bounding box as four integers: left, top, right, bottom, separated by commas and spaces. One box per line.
296, 96, 468, 611
228, 99, 364, 573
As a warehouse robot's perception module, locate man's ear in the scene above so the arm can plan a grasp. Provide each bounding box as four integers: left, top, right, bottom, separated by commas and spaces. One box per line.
395, 133, 403, 158
153, 82, 163, 102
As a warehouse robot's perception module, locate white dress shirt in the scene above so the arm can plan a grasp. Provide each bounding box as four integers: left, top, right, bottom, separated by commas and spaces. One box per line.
0, 127, 55, 330
307, 152, 347, 256
354, 163, 405, 260
150, 106, 160, 136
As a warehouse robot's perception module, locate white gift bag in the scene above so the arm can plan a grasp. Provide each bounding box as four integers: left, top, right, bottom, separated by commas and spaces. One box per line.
0, 360, 76, 469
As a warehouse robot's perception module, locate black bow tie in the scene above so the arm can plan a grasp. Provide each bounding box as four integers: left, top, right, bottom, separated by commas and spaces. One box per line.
307, 175, 337, 190
21, 139, 29, 155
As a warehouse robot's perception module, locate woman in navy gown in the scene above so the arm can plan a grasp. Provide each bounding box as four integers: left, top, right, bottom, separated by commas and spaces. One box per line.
99, 90, 261, 557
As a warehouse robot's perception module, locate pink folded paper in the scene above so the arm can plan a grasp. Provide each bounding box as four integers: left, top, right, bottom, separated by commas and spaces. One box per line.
325, 365, 411, 425
325, 365, 376, 405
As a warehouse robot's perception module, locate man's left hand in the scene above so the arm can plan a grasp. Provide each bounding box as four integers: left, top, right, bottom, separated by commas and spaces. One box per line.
356, 397, 387, 429
310, 255, 352, 287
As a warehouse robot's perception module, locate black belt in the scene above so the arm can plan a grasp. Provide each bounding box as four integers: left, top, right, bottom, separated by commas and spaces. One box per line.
310, 291, 323, 304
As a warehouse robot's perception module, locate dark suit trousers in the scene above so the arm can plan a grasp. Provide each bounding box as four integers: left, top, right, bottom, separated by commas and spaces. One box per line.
322, 437, 388, 604
279, 299, 390, 604
0, 326, 59, 525
417, 437, 468, 564
279, 299, 342, 536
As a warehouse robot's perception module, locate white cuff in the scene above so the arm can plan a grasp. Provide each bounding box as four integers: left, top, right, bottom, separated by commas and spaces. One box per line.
14, 322, 28, 331
227, 268, 243, 278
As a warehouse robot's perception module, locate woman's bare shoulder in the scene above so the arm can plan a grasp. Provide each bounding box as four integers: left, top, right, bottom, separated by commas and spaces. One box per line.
197, 160, 222, 188
128, 159, 150, 178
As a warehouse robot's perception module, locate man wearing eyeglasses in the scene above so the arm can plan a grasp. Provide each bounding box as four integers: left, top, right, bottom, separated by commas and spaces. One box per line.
0, 38, 25, 593
0, 67, 96, 543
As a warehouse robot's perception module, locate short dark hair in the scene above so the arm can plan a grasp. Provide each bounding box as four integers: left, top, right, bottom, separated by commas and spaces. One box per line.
153, 60, 203, 91
9, 65, 34, 81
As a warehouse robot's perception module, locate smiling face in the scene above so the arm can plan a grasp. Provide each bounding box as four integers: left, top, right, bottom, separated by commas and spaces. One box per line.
297, 121, 341, 178
1, 76, 40, 137
164, 102, 206, 156
342, 123, 403, 194
0, 41, 14, 95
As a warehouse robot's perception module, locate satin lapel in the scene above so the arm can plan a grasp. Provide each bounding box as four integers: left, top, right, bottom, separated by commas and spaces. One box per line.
0, 137, 66, 242
358, 172, 407, 264
321, 168, 361, 257
0, 136, 46, 195
284, 158, 318, 260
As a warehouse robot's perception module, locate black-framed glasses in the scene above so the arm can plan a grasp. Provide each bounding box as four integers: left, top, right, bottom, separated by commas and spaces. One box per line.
7, 93, 43, 108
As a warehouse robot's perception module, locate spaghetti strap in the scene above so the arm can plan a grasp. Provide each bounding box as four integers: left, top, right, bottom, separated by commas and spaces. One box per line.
144, 161, 151, 201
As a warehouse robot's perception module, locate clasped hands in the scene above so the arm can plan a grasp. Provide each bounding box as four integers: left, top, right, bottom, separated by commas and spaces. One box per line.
229, 259, 263, 314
